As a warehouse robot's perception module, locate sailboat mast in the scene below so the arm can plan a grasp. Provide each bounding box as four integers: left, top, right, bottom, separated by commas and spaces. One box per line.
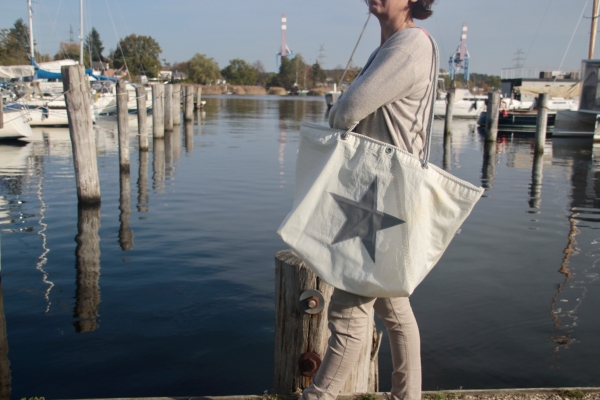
80, 0, 84, 65
590, 0, 599, 59
27, 0, 34, 61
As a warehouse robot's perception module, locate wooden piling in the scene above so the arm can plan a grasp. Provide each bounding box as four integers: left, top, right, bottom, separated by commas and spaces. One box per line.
195, 86, 202, 109
136, 86, 148, 151
184, 86, 194, 121
117, 80, 130, 171
172, 84, 181, 125
152, 84, 165, 139
535, 93, 549, 154
485, 91, 500, 142
444, 88, 455, 136
0, 96, 3, 129
273, 250, 380, 396
61, 65, 101, 204
164, 85, 173, 131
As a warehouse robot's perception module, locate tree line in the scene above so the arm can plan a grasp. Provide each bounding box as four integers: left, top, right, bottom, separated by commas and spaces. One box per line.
2, 19, 501, 92
0, 18, 350, 90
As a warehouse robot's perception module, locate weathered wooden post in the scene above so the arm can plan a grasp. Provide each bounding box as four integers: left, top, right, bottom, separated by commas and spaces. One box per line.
184, 86, 194, 121
62, 65, 101, 204
0, 96, 3, 129
274, 250, 381, 396
195, 86, 202, 109
535, 93, 549, 154
164, 84, 174, 131
74, 203, 101, 333
485, 91, 500, 142
152, 84, 165, 139
172, 84, 181, 125
137, 150, 149, 213
117, 80, 130, 171
119, 169, 134, 251
136, 86, 148, 151
173, 123, 182, 160
444, 88, 455, 136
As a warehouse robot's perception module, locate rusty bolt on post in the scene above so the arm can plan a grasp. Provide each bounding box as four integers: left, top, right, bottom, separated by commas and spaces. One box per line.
298, 352, 322, 377
306, 296, 319, 309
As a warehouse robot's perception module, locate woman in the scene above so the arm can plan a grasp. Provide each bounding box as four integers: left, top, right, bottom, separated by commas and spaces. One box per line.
301, 1, 436, 400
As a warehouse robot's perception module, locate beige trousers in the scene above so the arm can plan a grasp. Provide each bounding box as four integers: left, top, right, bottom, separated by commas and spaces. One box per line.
301, 288, 421, 400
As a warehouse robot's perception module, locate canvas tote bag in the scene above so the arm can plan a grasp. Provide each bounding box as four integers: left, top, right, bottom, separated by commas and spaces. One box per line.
278, 32, 484, 298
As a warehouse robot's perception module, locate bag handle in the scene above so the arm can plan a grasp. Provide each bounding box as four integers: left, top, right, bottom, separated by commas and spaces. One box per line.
420, 28, 440, 169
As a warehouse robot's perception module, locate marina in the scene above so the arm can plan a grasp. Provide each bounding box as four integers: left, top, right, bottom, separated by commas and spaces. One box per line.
0, 96, 600, 398
2, 0, 600, 397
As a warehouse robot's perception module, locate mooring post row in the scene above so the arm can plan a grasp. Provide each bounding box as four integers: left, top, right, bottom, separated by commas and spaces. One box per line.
61, 65, 101, 204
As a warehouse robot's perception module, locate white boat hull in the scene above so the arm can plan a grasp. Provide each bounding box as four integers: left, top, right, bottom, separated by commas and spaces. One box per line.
0, 109, 33, 139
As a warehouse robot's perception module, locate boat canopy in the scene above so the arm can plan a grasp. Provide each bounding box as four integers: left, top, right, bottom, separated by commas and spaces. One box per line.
515, 82, 581, 99
0, 65, 35, 79
31, 59, 117, 82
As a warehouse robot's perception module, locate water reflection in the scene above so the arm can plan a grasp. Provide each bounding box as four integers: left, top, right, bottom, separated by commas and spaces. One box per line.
173, 124, 182, 161
119, 170, 134, 251
153, 138, 165, 192
529, 153, 544, 211
278, 121, 286, 188
73, 204, 101, 333
0, 280, 12, 400
549, 139, 597, 351
481, 141, 497, 189
164, 130, 174, 174
443, 134, 451, 171
137, 151, 149, 214
184, 121, 194, 153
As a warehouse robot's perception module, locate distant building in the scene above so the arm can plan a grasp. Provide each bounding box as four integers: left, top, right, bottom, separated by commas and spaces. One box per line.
172, 71, 187, 81
91, 61, 110, 72
159, 71, 172, 80
500, 67, 580, 103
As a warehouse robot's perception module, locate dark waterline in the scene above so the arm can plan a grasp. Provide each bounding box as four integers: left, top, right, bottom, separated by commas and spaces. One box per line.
0, 95, 598, 399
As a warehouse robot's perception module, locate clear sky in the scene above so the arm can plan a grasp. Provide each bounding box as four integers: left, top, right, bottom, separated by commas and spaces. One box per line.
2, 0, 598, 75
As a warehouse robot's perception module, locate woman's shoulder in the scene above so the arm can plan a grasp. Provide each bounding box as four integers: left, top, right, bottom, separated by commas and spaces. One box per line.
383, 27, 433, 51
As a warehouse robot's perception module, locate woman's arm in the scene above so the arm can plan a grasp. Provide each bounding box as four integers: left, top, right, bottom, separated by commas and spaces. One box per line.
329, 46, 417, 130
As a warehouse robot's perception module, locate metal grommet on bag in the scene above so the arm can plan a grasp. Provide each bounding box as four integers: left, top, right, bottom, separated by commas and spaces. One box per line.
340, 132, 348, 140
385, 147, 393, 155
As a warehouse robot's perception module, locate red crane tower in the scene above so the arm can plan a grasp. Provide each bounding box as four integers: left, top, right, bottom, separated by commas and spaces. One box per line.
276, 14, 293, 69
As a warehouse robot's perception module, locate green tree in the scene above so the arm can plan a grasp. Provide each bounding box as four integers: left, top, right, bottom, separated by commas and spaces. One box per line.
185, 53, 221, 84
220, 58, 257, 85
54, 42, 80, 61
276, 54, 306, 91
112, 34, 162, 78
84, 27, 105, 62
0, 19, 31, 65
311, 61, 326, 86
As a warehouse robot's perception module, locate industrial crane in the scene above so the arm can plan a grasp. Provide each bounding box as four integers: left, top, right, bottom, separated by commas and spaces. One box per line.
448, 23, 470, 85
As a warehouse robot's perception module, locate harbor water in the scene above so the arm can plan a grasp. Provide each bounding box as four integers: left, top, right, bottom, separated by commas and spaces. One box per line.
0, 95, 599, 399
